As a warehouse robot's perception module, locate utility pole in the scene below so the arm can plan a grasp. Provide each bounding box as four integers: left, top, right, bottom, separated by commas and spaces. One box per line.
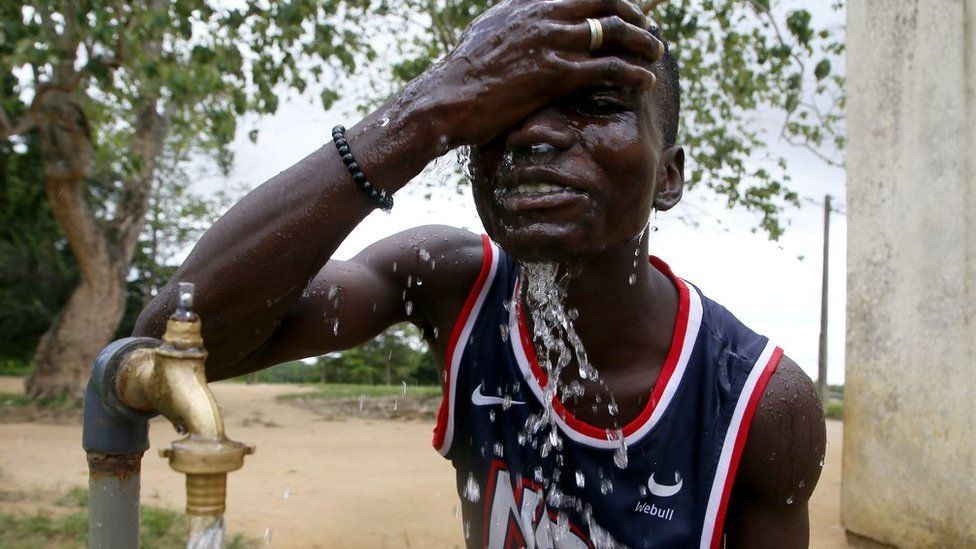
817, 195, 831, 410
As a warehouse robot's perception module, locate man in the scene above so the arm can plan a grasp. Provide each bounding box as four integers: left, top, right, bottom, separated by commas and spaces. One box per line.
136, 1, 825, 547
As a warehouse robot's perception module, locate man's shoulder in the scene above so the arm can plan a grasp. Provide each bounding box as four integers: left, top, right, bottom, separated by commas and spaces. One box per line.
736, 354, 826, 509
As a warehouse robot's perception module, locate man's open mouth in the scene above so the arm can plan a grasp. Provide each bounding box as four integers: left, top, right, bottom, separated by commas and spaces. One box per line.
494, 181, 588, 211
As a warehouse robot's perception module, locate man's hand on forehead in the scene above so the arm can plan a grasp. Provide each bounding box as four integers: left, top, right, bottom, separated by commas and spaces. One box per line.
423, 0, 665, 148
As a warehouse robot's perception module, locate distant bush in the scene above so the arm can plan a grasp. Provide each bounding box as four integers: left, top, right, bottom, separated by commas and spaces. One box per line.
0, 359, 30, 376
826, 399, 843, 420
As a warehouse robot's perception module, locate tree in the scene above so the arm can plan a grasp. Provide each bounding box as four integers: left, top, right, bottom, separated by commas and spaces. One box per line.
2, 0, 377, 398
362, 0, 845, 239
0, 132, 78, 366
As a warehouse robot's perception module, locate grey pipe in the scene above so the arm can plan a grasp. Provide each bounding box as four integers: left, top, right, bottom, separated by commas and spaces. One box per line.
83, 337, 160, 549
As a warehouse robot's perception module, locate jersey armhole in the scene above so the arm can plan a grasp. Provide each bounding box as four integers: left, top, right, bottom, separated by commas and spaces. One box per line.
432, 235, 499, 457
700, 342, 784, 549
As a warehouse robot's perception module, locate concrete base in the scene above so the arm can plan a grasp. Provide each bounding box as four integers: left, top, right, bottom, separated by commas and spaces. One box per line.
844, 0, 976, 546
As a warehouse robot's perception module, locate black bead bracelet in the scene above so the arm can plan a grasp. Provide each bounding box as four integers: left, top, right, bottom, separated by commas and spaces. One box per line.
332, 125, 393, 210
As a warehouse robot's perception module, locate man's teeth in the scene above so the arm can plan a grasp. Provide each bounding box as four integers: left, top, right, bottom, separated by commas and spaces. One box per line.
511, 183, 569, 195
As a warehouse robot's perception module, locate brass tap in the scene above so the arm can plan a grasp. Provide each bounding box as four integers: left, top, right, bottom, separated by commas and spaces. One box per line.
115, 282, 253, 517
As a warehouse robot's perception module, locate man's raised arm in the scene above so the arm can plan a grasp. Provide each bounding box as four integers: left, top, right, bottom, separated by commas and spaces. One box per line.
132, 0, 664, 379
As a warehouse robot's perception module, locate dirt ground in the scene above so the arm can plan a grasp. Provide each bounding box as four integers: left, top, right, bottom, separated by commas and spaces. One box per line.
0, 376, 849, 548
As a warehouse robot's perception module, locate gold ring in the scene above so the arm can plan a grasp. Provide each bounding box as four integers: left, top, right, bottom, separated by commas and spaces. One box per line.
587, 18, 604, 51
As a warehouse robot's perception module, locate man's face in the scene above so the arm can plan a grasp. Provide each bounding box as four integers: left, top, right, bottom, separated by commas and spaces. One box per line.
470, 85, 666, 261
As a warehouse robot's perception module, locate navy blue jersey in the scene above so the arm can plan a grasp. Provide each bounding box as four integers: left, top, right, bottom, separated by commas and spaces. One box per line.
432, 236, 782, 549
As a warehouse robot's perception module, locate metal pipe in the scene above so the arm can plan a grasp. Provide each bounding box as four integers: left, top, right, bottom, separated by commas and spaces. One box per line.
83, 337, 159, 549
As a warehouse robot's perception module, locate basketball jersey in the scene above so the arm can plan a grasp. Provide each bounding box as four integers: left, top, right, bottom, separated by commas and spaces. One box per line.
432, 236, 783, 549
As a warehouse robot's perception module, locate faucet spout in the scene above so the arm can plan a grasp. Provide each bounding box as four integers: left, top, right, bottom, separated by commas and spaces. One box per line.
114, 282, 253, 527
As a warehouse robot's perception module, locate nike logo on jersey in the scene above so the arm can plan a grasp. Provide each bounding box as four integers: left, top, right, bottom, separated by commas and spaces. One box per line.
647, 471, 683, 497
471, 383, 525, 407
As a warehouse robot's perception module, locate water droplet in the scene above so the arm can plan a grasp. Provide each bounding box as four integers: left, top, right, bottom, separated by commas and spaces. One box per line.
499, 324, 510, 342
393, 398, 398, 412
502, 395, 513, 410
463, 472, 480, 502
628, 273, 637, 285
392, 262, 397, 272
419, 248, 431, 261
358, 394, 365, 412
381, 116, 390, 127
332, 319, 339, 335
600, 478, 614, 495
263, 528, 273, 544
493, 443, 504, 457
575, 470, 585, 488
554, 511, 570, 541
401, 381, 407, 396
786, 494, 794, 505
463, 520, 471, 539
405, 301, 413, 315
488, 409, 496, 422
416, 277, 423, 286
283, 485, 291, 499
608, 401, 619, 415
534, 467, 544, 483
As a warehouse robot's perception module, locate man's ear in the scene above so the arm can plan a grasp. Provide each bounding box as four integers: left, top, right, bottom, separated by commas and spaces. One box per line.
653, 146, 684, 211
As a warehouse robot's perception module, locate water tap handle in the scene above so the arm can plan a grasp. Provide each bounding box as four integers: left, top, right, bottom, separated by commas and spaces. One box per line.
171, 282, 198, 322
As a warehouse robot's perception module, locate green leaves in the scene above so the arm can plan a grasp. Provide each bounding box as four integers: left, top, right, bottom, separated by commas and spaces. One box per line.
814, 59, 832, 80
786, 10, 814, 48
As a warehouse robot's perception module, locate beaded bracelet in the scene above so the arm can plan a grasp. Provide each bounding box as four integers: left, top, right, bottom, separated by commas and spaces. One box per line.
332, 125, 393, 210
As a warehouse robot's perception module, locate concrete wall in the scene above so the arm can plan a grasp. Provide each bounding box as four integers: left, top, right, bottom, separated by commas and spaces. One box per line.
844, 1, 976, 546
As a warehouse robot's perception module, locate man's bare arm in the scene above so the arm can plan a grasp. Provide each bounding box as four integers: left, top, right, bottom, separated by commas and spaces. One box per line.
132, 0, 664, 380
725, 356, 827, 548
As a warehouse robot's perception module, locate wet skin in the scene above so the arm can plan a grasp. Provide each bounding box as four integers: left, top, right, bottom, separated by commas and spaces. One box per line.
135, 1, 825, 547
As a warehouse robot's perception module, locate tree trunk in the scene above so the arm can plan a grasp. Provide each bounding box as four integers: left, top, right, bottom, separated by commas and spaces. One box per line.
26, 269, 126, 399
25, 89, 162, 399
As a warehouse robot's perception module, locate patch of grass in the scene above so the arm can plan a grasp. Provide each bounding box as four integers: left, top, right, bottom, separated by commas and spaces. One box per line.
826, 398, 843, 420
0, 391, 81, 411
0, 392, 30, 407
0, 487, 255, 548
0, 509, 87, 548
55, 486, 88, 509
277, 383, 441, 401
0, 390, 84, 423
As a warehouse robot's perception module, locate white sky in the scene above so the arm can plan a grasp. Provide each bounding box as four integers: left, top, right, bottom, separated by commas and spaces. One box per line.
194, 2, 848, 385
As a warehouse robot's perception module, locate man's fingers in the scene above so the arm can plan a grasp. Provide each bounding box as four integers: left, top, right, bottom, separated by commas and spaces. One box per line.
551, 52, 658, 91
547, 0, 648, 30
552, 17, 663, 61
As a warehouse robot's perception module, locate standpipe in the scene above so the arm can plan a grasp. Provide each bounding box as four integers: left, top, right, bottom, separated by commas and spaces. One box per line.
83, 283, 253, 548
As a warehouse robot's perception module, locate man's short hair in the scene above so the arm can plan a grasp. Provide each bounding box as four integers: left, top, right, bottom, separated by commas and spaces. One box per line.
649, 25, 680, 148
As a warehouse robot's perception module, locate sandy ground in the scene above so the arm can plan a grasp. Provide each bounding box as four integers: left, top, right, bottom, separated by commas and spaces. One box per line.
0, 376, 849, 548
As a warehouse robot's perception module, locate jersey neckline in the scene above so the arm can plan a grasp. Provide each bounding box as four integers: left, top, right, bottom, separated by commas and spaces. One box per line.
509, 256, 704, 449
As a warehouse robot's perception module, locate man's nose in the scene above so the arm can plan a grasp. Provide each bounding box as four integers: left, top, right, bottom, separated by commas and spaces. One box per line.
504, 107, 575, 153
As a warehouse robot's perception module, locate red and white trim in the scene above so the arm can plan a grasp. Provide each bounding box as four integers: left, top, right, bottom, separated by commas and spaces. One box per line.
433, 235, 500, 456
699, 341, 783, 549
509, 257, 703, 450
